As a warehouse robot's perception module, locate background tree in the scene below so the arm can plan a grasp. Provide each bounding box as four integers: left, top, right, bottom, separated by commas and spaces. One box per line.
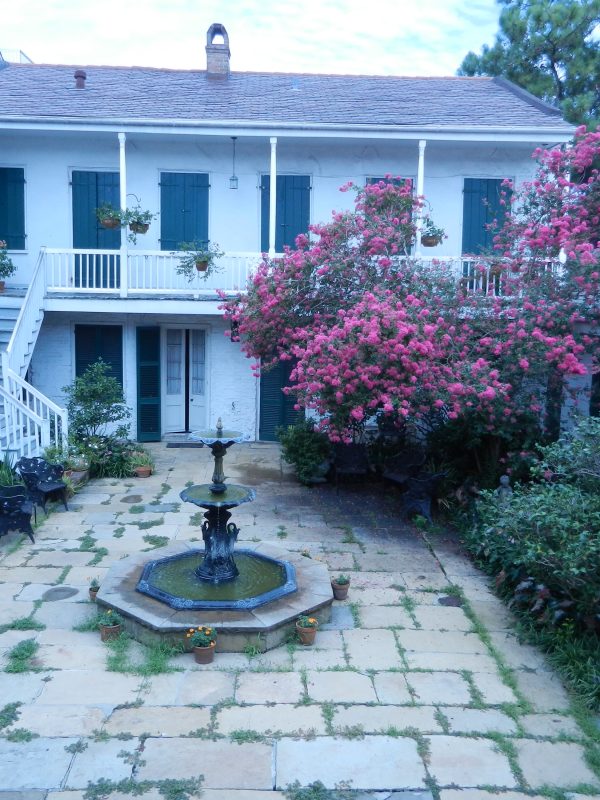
458, 0, 600, 126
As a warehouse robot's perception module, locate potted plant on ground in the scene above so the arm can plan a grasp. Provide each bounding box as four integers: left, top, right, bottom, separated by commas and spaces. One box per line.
130, 450, 155, 478
296, 615, 319, 646
97, 608, 124, 641
175, 241, 224, 281
331, 573, 351, 600
89, 577, 100, 602
0, 240, 17, 292
186, 625, 217, 663
95, 203, 123, 230
420, 218, 445, 247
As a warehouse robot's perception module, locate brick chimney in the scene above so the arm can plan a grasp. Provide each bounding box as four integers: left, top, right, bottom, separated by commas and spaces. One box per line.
206, 23, 230, 77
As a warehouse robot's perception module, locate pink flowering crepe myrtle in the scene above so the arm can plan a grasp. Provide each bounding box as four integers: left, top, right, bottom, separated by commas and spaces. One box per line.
222, 148, 598, 440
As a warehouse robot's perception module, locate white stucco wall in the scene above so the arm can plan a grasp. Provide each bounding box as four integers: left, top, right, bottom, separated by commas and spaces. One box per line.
0, 130, 545, 283
30, 311, 258, 441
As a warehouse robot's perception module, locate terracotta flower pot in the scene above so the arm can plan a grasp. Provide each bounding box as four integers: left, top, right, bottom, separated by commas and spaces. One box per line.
134, 466, 152, 478
100, 218, 121, 230
331, 580, 350, 600
89, 587, 99, 602
193, 642, 216, 664
99, 623, 122, 642
195, 260, 209, 272
296, 622, 318, 646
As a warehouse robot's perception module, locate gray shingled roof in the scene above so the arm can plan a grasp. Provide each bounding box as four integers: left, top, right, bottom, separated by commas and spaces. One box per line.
0, 62, 572, 131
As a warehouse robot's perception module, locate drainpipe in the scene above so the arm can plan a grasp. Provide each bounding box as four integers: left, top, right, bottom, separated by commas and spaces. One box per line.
269, 137, 277, 257
416, 139, 426, 257
118, 131, 128, 298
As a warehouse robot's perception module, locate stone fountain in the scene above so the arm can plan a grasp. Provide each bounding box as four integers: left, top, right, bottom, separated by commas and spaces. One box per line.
96, 418, 333, 651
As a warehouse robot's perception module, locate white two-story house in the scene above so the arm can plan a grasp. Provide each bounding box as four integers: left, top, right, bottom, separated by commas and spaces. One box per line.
0, 23, 574, 454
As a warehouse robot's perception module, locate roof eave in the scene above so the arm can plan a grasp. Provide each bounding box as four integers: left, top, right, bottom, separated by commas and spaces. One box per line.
0, 114, 575, 141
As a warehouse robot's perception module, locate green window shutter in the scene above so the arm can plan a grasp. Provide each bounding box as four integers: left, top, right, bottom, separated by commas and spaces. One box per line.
259, 361, 301, 441
0, 168, 26, 250
260, 175, 310, 252
136, 327, 161, 442
160, 172, 209, 251
462, 178, 511, 255
75, 324, 123, 385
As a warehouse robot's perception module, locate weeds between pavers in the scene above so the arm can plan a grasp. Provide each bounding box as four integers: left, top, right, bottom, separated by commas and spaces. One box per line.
5, 639, 39, 673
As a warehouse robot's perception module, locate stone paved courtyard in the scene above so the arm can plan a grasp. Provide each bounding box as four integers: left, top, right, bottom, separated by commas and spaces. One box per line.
0, 442, 598, 800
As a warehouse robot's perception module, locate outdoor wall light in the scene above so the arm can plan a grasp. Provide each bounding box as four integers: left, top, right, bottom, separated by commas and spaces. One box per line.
229, 136, 238, 189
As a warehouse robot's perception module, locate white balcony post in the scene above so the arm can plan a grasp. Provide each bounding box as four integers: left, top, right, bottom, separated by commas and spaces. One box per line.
416, 139, 427, 256
118, 132, 128, 298
268, 137, 277, 257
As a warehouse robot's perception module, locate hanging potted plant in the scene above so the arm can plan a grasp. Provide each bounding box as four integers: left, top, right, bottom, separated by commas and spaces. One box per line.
420, 218, 445, 247
0, 240, 17, 293
175, 241, 224, 281
123, 205, 157, 243
186, 625, 217, 664
95, 203, 124, 230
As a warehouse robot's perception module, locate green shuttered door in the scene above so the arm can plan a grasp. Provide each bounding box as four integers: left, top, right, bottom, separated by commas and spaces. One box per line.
160, 173, 209, 251
259, 361, 300, 441
260, 175, 310, 252
137, 327, 161, 442
462, 178, 509, 255
72, 171, 121, 287
0, 168, 25, 250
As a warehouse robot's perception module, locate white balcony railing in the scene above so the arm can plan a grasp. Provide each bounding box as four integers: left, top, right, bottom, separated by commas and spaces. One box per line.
44, 248, 263, 296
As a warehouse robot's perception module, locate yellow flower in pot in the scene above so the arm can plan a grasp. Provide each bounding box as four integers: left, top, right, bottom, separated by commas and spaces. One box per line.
186, 625, 217, 663
296, 615, 319, 646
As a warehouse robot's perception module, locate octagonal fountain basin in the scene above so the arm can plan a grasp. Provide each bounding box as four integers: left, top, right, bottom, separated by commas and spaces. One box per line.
96, 541, 333, 652
137, 549, 297, 610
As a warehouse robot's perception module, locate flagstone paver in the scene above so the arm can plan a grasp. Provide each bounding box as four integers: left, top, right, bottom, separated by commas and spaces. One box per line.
427, 735, 516, 787
137, 739, 272, 788
515, 739, 600, 789
0, 442, 598, 797
275, 736, 427, 790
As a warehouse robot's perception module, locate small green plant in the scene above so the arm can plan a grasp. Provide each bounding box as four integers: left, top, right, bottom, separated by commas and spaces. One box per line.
277, 420, 332, 485
97, 609, 124, 628
142, 533, 169, 547
5, 639, 39, 673
130, 450, 155, 471
297, 615, 318, 629
0, 240, 17, 281
0, 702, 21, 729
333, 574, 350, 585
95, 203, 123, 227
6, 728, 38, 743
89, 577, 100, 591
0, 450, 22, 485
175, 240, 224, 281
186, 626, 217, 647
63, 359, 131, 441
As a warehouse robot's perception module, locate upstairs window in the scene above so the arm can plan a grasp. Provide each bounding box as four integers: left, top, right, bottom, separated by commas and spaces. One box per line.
0, 167, 26, 249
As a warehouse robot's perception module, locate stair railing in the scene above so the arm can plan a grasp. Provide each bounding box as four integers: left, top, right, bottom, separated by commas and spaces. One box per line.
1, 247, 69, 453
0, 384, 50, 458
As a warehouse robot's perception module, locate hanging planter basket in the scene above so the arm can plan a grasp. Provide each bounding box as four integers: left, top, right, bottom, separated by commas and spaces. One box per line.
195, 260, 209, 272
421, 234, 441, 247
129, 222, 150, 235
100, 218, 121, 230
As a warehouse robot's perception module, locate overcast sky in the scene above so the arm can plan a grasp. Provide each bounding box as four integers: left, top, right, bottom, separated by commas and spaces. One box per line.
1, 0, 500, 76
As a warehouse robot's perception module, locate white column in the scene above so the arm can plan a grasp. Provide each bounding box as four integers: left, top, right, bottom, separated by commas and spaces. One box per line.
268, 137, 277, 257
416, 139, 427, 256
118, 132, 128, 298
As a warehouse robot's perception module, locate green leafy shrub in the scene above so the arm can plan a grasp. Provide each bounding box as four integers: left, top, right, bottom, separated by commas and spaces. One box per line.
277, 420, 331, 485
0, 451, 23, 486
466, 483, 600, 624
78, 436, 138, 479
62, 359, 131, 440
535, 416, 600, 493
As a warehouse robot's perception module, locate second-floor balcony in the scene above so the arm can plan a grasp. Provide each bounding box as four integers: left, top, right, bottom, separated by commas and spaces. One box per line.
41, 248, 506, 300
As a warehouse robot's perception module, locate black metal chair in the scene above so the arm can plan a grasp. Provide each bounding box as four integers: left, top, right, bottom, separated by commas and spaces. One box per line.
382, 448, 426, 488
332, 443, 371, 491
401, 472, 447, 523
0, 485, 35, 543
16, 457, 68, 513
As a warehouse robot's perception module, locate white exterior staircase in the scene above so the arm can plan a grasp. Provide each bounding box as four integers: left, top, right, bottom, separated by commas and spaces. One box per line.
0, 251, 68, 459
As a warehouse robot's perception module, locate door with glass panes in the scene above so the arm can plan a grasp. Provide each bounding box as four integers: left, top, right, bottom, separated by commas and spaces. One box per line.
163, 328, 206, 432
